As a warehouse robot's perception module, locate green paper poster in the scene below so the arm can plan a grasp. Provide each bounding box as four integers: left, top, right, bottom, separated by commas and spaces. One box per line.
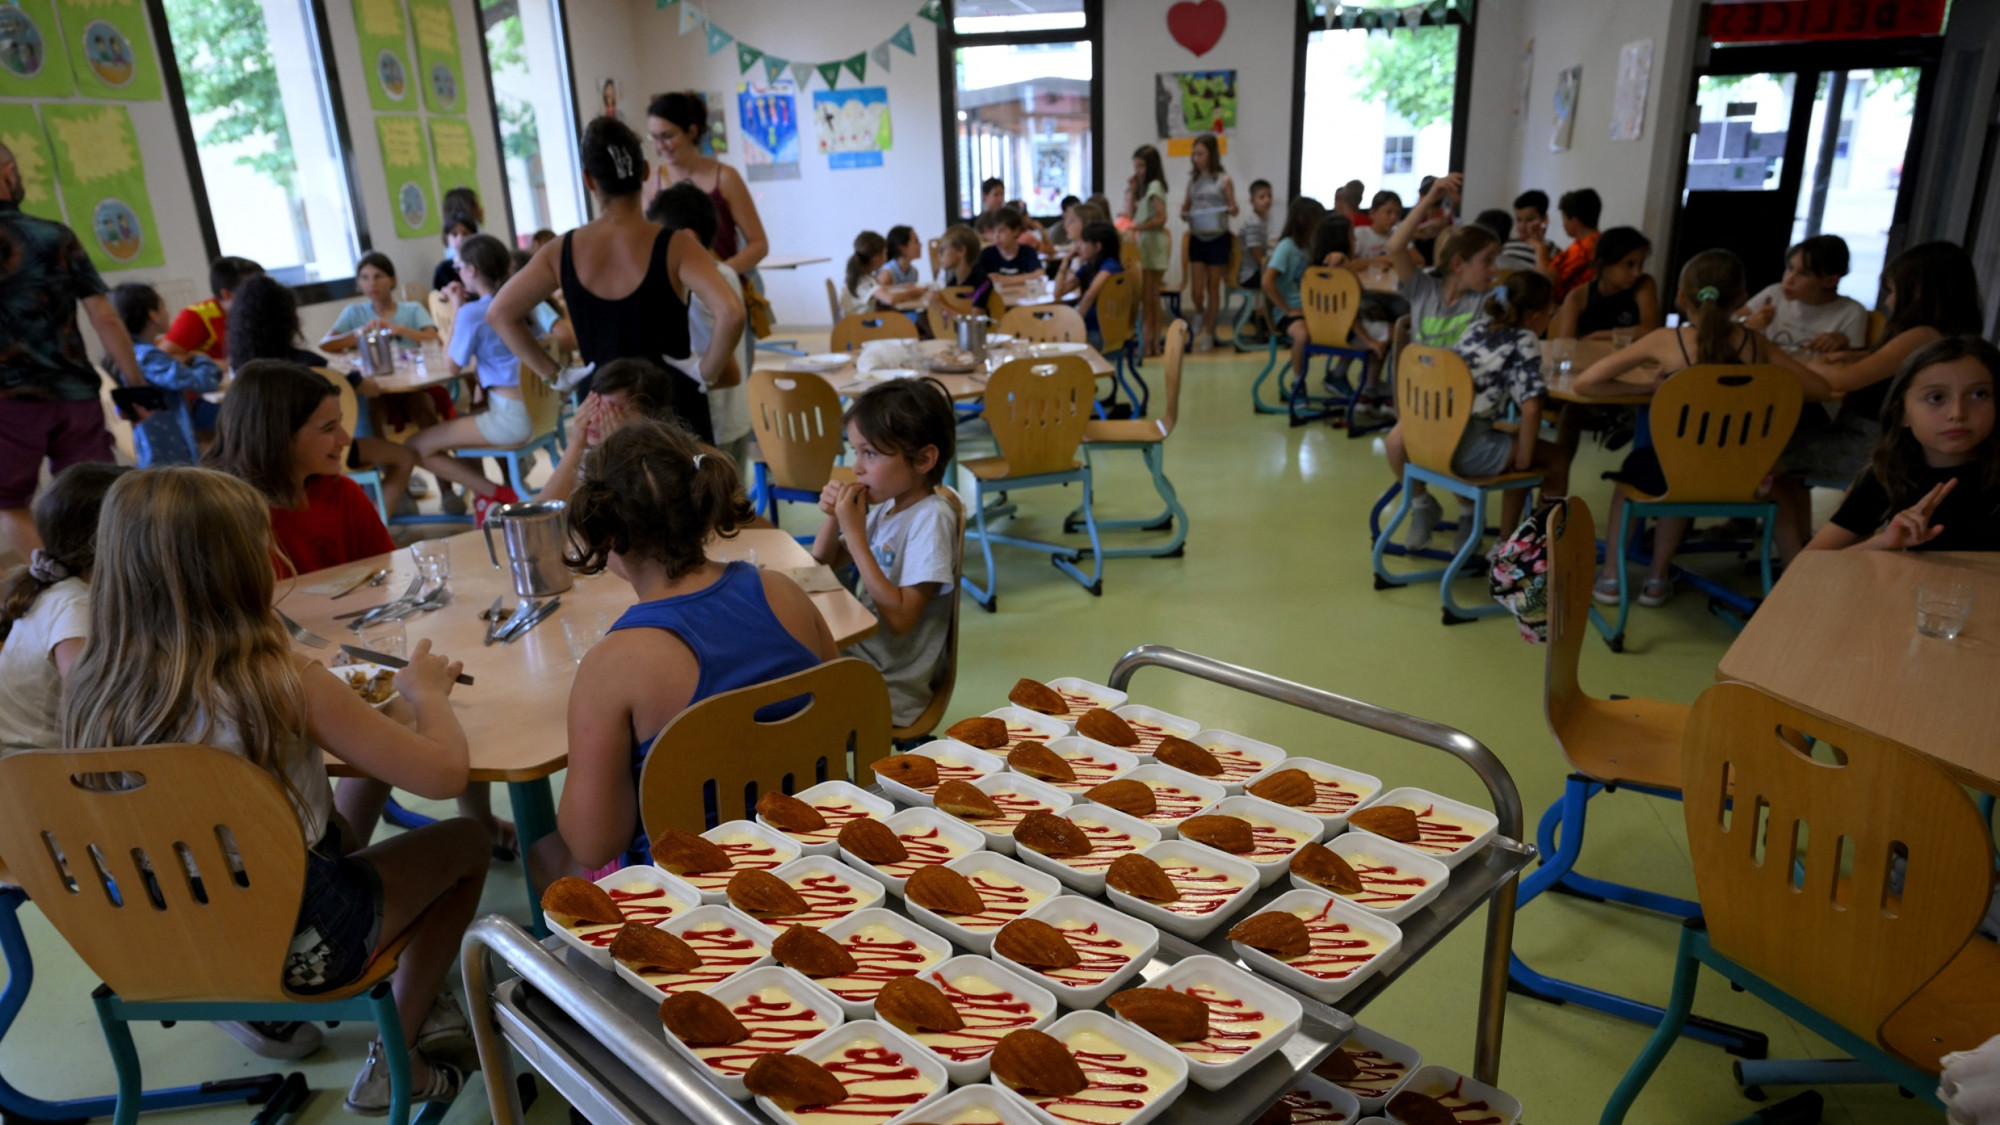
54, 0, 160, 100
42, 103, 161, 270
407, 0, 463, 114
428, 116, 476, 198
376, 115, 437, 239
0, 104, 62, 221
352, 0, 413, 112
0, 0, 74, 98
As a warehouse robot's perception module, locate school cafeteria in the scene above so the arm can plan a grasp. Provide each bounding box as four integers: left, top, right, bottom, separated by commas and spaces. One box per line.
1, 0, 1997, 1123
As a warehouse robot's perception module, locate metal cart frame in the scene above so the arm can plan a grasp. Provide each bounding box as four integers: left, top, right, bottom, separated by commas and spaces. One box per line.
460, 644, 1533, 1124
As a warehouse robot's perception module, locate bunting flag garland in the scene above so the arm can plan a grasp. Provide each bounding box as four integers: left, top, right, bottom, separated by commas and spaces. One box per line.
678, 3, 702, 35
916, 0, 944, 23
656, 0, 676, 8
816, 60, 844, 90
870, 42, 893, 74
737, 43, 763, 73
843, 52, 868, 83
791, 61, 816, 88
764, 55, 790, 84
705, 23, 734, 55
890, 24, 917, 54
1400, 5, 1425, 28
666, 3, 936, 90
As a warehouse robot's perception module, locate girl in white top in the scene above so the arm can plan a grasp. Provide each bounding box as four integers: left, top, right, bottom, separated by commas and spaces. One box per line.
0, 463, 126, 755
61, 467, 489, 1115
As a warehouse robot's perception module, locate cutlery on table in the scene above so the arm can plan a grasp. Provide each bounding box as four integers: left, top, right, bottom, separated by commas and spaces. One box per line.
501, 597, 561, 644
490, 598, 536, 644
278, 611, 329, 649
338, 644, 475, 686
328, 568, 389, 600
481, 596, 507, 646
349, 575, 425, 630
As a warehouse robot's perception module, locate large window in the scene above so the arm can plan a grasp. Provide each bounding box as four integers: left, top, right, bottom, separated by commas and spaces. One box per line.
477, 0, 585, 244
1299, 19, 1462, 205
942, 0, 1100, 223
161, 0, 365, 290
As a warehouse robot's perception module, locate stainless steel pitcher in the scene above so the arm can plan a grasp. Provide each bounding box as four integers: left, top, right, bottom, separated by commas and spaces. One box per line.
953, 313, 993, 364
482, 500, 574, 598
358, 330, 396, 376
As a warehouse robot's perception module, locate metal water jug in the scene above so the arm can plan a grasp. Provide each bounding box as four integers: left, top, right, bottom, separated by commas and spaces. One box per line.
358, 329, 396, 376
481, 501, 574, 598
953, 313, 993, 364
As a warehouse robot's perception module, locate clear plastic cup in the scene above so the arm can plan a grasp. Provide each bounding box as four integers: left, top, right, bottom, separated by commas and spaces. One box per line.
411, 540, 451, 583
357, 619, 406, 659
1611, 327, 1636, 349
563, 612, 611, 665
1916, 581, 1973, 640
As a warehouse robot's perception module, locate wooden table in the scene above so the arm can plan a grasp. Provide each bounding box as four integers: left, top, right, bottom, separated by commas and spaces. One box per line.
1357, 263, 1398, 294
768, 341, 1113, 403
1717, 549, 2000, 793
758, 254, 832, 271
278, 527, 875, 927
328, 349, 469, 394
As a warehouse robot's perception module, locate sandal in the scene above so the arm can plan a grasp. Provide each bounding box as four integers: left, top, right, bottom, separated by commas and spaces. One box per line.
1638, 578, 1673, 608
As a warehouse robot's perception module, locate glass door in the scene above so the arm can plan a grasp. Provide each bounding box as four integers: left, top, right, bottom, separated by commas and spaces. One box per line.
1792, 69, 1921, 303
1675, 70, 1809, 296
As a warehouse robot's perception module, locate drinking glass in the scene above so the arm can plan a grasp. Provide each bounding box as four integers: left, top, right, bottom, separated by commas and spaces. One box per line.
1916, 581, 1973, 640
563, 612, 611, 665
1611, 327, 1636, 349
358, 619, 407, 659
1549, 338, 1577, 381
411, 540, 451, 584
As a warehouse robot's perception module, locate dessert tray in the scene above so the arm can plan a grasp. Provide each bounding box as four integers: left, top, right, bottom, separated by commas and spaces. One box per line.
464, 645, 1533, 1125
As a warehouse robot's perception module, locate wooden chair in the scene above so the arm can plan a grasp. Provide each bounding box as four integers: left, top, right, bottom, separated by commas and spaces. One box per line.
1591, 365, 1803, 652
1865, 309, 1887, 349
999, 304, 1087, 343
426, 291, 455, 349
926, 237, 942, 281
1069, 319, 1189, 559
936, 285, 977, 317
746, 369, 852, 527
1158, 231, 1189, 323
1370, 344, 1546, 625
639, 659, 893, 835
446, 371, 565, 500
890, 486, 967, 744
1289, 267, 1375, 429
824, 278, 843, 325
1602, 682, 2000, 1120
830, 313, 919, 354
1505, 498, 1765, 1056
312, 367, 389, 522
0, 746, 431, 1125
1094, 270, 1148, 415
959, 356, 1104, 611
1221, 234, 1262, 348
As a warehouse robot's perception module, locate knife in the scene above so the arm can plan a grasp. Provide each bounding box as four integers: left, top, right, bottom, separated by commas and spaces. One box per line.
481, 595, 507, 646
338, 644, 476, 686
328, 568, 389, 600
500, 597, 561, 644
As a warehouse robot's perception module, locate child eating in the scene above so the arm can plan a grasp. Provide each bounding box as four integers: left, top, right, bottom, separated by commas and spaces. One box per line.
1741, 235, 1870, 354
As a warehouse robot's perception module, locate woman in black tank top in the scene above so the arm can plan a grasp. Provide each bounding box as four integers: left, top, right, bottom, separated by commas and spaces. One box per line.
488, 116, 745, 444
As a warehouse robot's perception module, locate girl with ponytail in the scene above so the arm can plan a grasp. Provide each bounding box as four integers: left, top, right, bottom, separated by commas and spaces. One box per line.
842, 230, 889, 317
542, 417, 835, 880
1573, 249, 1824, 605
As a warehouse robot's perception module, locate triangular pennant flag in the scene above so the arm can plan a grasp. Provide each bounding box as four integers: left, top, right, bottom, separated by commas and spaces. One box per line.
1428, 0, 1448, 22
890, 23, 916, 53
817, 60, 844, 89
1456, 0, 1474, 23
916, 0, 944, 25
678, 3, 702, 35
843, 52, 867, 83
1401, 5, 1425, 28
791, 60, 815, 87
871, 42, 892, 73
1338, 6, 1359, 29
655, 0, 678, 8
705, 22, 733, 54
764, 55, 789, 84
736, 43, 762, 73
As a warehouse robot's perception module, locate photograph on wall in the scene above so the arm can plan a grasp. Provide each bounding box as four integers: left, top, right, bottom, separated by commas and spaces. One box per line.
1514, 38, 1533, 119
599, 77, 621, 121
1155, 69, 1235, 139
738, 79, 799, 181
352, 0, 411, 111
0, 104, 62, 221
813, 86, 889, 170
1611, 39, 1653, 142
41, 103, 162, 270
429, 116, 477, 197
375, 114, 438, 239
408, 0, 463, 113
0, 0, 73, 98
1550, 65, 1581, 152
55, 0, 161, 101
698, 90, 728, 157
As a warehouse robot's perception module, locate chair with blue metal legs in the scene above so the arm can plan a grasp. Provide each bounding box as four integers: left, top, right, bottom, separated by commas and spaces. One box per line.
447, 371, 567, 502
1092, 272, 1148, 417
0, 745, 452, 1125
1371, 345, 1545, 625
747, 369, 852, 531
959, 356, 1105, 612
1507, 497, 1769, 1057
1593, 365, 1803, 652
1267, 267, 1374, 429
1065, 319, 1190, 558
1601, 682, 2000, 1123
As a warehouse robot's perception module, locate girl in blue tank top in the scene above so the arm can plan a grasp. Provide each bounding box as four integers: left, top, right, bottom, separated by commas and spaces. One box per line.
531, 418, 835, 881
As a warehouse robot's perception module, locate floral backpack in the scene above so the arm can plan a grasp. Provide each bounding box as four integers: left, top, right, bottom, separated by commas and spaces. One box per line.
1490, 497, 1566, 643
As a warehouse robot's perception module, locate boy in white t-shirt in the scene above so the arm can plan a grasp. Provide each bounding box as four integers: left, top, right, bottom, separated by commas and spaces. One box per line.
810, 380, 959, 728
1741, 234, 1870, 354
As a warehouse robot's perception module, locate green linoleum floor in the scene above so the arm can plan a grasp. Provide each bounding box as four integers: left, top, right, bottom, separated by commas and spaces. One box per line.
0, 345, 1949, 1125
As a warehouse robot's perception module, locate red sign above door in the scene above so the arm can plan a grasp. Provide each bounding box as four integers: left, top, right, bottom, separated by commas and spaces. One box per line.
1707, 0, 1947, 43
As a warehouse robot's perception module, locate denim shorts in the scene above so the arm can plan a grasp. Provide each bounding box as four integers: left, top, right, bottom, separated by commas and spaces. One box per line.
285, 824, 383, 995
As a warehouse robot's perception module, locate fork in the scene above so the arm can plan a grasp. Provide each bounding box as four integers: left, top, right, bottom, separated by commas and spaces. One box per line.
277, 611, 330, 649
349, 575, 425, 630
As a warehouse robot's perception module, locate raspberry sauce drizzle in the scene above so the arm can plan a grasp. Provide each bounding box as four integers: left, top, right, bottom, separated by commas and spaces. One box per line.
873, 827, 967, 879
984, 789, 1054, 832
681, 840, 783, 893
1151, 863, 1245, 917
1340, 861, 1428, 908
1138, 783, 1209, 826
1055, 822, 1140, 873
911, 972, 1039, 1061
1173, 985, 1267, 1060
693, 992, 825, 1074
1003, 722, 1055, 745
1029, 1049, 1155, 1124
1401, 804, 1479, 855
1284, 899, 1381, 980
1331, 1046, 1407, 1096
778, 801, 875, 848
1302, 775, 1368, 817
1433, 1076, 1504, 1124
639, 924, 766, 993
574, 885, 683, 946
1121, 718, 1180, 755
792, 1044, 932, 1121
1203, 743, 1271, 785
1045, 754, 1123, 794
954, 874, 1043, 931
1276, 1088, 1351, 1124
1037, 922, 1133, 987
820, 931, 936, 1001
766, 873, 865, 929
1242, 822, 1310, 863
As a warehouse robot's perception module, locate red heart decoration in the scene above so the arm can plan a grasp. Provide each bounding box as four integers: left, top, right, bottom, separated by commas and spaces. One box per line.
1167, 0, 1227, 57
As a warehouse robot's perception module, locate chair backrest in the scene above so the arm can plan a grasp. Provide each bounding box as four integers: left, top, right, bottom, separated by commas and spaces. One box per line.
983, 356, 1095, 476
1158, 319, 1188, 437
1096, 271, 1137, 354
748, 369, 845, 491
1395, 344, 1477, 476
894, 485, 968, 739
639, 659, 894, 834
1225, 235, 1244, 289
927, 237, 942, 281
999, 304, 1087, 343
830, 313, 920, 354
1301, 266, 1362, 349
427, 291, 456, 348
520, 369, 561, 440
1649, 365, 1803, 504
824, 278, 842, 325
926, 299, 953, 341
1544, 496, 1596, 735
1866, 310, 1887, 349
311, 366, 362, 437
0, 745, 309, 1003
937, 286, 976, 316
1119, 238, 1139, 273
1682, 682, 1995, 1044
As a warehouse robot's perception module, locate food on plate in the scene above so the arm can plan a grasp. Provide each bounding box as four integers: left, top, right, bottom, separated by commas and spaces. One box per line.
816, 922, 946, 1002
1008, 678, 1070, 716
932, 779, 1001, 819
1015, 811, 1093, 858
659, 990, 749, 1047
1227, 911, 1313, 959
1105, 854, 1179, 903
772, 922, 858, 978
727, 869, 811, 918
1247, 769, 1317, 807
990, 1029, 1087, 1097
758, 791, 830, 833
343, 666, 396, 704
540, 877, 623, 927
1385, 1091, 1454, 1125
1007, 741, 1077, 784
1153, 735, 1223, 777
945, 717, 1009, 749
992, 918, 1081, 969
1290, 843, 1364, 894
651, 827, 733, 875
1178, 813, 1254, 854
1107, 986, 1208, 1042
1084, 779, 1156, 818
742, 1053, 848, 1111
1076, 707, 1138, 747
1347, 805, 1420, 844
838, 817, 910, 865
874, 975, 965, 1035
608, 923, 702, 973
872, 754, 940, 790
904, 865, 985, 916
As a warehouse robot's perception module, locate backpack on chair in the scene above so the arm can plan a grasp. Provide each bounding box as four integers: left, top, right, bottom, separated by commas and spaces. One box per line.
1491, 497, 1565, 643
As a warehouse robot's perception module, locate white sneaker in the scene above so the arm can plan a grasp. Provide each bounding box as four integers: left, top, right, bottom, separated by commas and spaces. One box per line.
406, 477, 432, 500
343, 1041, 463, 1118
216, 1019, 323, 1059
416, 990, 471, 1052
1403, 493, 1443, 551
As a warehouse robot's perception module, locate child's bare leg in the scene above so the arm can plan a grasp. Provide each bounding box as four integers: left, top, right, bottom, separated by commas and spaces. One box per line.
1649, 518, 1690, 583
335, 776, 393, 845
1770, 474, 1811, 563
363, 817, 489, 1079
1382, 423, 1428, 501
1600, 489, 1629, 584
455, 782, 517, 857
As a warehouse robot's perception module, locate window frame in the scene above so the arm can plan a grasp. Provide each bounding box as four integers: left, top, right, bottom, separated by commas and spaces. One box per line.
472, 0, 586, 242
150, 0, 372, 305
934, 0, 1105, 229
1288, 0, 1478, 203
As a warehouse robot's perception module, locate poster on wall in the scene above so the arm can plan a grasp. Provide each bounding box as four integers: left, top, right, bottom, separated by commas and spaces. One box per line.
375, 115, 438, 239
42, 103, 162, 270
738, 80, 799, 181
0, 0, 73, 98
0, 104, 62, 221
55, 0, 161, 101
1156, 70, 1235, 142
429, 117, 477, 197
698, 90, 728, 156
352, 0, 411, 112
598, 77, 622, 121
1611, 39, 1653, 142
813, 87, 890, 170
1550, 65, 1581, 152
407, 0, 463, 114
